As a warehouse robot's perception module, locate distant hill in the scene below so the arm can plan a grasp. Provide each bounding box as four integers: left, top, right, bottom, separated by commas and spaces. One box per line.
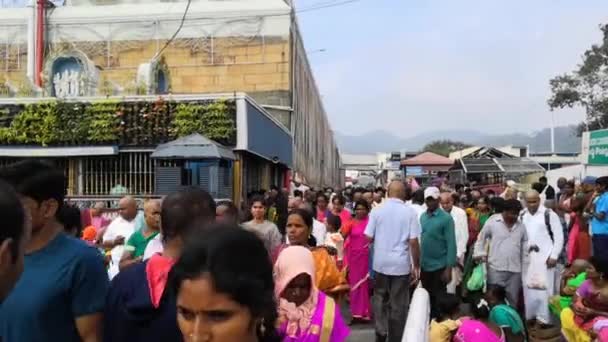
335, 125, 580, 154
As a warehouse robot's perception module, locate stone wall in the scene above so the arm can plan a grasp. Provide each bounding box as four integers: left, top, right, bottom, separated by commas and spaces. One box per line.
0, 37, 290, 102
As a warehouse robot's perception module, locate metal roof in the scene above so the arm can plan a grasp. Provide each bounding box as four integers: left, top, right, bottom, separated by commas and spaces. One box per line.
460, 158, 502, 174
151, 134, 235, 160
497, 157, 545, 174
457, 157, 544, 175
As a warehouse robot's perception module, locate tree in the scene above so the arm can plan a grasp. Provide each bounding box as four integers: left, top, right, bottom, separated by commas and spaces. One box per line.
548, 24, 608, 133
422, 140, 472, 157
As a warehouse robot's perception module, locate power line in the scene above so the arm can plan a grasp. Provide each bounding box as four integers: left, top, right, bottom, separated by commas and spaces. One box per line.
298, 0, 360, 13
153, 0, 192, 60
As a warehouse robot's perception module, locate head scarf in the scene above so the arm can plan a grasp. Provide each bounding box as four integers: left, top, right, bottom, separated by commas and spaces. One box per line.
274, 246, 319, 337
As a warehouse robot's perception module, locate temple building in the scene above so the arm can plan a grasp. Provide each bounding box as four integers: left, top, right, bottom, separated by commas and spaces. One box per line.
0, 0, 340, 201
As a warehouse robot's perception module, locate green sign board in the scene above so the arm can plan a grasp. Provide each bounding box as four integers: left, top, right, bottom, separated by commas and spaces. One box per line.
589, 129, 608, 165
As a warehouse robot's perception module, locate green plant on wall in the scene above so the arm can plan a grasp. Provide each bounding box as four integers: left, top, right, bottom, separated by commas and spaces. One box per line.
202, 101, 234, 140
86, 101, 121, 143
9, 102, 59, 146
172, 101, 235, 142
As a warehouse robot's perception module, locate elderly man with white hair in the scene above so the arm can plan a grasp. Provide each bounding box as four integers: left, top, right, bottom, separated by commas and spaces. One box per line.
521, 189, 564, 328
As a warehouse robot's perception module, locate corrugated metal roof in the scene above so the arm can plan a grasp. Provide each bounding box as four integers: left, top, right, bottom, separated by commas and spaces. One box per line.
497, 157, 545, 174
460, 158, 502, 174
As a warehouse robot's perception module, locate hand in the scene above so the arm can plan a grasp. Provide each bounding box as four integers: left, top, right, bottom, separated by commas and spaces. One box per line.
474, 256, 487, 264
546, 258, 557, 268
114, 236, 125, 245
441, 267, 453, 284
458, 255, 465, 267
410, 267, 420, 286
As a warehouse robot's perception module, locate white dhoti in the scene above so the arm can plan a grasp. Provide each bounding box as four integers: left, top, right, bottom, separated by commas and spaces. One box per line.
523, 265, 557, 324
446, 267, 463, 294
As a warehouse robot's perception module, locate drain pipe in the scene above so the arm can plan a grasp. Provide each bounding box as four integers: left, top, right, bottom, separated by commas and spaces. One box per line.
35, 0, 45, 87
26, 0, 36, 84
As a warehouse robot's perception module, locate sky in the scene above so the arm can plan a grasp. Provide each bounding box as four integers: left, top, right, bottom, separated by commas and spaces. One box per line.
296, 0, 608, 137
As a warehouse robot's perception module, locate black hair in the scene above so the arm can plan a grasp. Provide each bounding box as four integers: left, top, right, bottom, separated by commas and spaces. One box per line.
270, 185, 279, 192
404, 186, 412, 201
288, 208, 314, 230
597, 176, 608, 188
485, 189, 496, 196
0, 180, 26, 263
531, 182, 544, 193
216, 201, 239, 219
169, 225, 280, 342
490, 197, 506, 214
352, 188, 363, 195
287, 208, 316, 246
590, 256, 608, 277
451, 193, 460, 205
455, 184, 464, 191
502, 199, 522, 213
539, 176, 548, 183
485, 284, 507, 303
250, 195, 267, 209
472, 297, 491, 320
161, 187, 216, 243
316, 193, 329, 202
58, 204, 83, 237
293, 190, 303, 198
354, 199, 370, 212
412, 189, 425, 205
0, 160, 65, 216
326, 215, 341, 232
437, 293, 461, 321
332, 195, 346, 206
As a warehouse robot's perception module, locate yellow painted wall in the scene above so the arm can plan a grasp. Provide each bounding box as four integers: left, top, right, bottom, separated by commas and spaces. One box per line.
0, 37, 290, 95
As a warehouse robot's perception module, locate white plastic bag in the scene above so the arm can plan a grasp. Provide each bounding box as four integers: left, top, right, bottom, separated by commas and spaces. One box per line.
525, 251, 548, 290
402, 283, 430, 342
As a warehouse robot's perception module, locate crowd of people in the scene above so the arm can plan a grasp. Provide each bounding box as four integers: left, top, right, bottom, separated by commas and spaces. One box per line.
3, 159, 608, 342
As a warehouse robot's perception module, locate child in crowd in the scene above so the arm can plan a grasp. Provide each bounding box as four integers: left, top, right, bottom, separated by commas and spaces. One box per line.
324, 215, 344, 268
549, 259, 591, 317
484, 284, 526, 340
430, 293, 463, 342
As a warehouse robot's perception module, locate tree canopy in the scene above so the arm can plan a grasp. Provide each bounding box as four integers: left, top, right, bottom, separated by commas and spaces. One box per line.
548, 24, 608, 133
422, 140, 472, 157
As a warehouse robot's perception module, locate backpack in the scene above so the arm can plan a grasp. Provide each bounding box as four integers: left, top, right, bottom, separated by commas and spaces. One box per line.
520, 209, 554, 242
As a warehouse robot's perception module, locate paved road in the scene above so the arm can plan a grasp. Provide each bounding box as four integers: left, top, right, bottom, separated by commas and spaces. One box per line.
347, 325, 375, 341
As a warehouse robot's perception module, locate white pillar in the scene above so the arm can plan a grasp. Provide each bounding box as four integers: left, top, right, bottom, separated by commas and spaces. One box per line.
26, 0, 36, 84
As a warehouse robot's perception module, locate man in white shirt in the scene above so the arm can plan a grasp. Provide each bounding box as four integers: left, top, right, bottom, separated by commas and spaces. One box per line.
102, 196, 138, 279
439, 192, 468, 294
521, 190, 564, 327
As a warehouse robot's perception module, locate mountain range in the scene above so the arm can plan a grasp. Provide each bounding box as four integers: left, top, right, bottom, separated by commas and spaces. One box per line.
335, 125, 581, 154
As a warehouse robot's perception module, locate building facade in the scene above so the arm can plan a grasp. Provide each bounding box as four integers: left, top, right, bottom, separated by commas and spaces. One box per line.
0, 0, 340, 188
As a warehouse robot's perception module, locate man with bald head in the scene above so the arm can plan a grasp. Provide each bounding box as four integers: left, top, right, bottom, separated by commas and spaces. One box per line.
103, 196, 139, 279
521, 189, 563, 327
120, 200, 161, 269
365, 180, 421, 342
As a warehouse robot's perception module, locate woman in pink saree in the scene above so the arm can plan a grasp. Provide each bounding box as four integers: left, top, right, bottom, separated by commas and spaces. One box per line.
274, 246, 349, 342
341, 199, 372, 322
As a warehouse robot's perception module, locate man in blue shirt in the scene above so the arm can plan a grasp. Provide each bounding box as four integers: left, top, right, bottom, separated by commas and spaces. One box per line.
420, 186, 456, 319
0, 160, 109, 342
0, 180, 29, 304
591, 176, 608, 262
365, 181, 421, 342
